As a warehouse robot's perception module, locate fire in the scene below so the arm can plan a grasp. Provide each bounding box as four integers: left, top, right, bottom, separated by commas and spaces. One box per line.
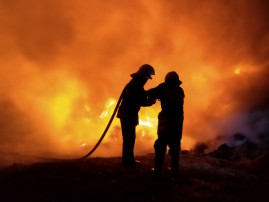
234, 68, 241, 75
99, 98, 116, 119
0, 1, 268, 159
84, 104, 91, 112
83, 117, 91, 123
139, 116, 155, 127
81, 143, 86, 147
139, 120, 152, 127
50, 94, 73, 128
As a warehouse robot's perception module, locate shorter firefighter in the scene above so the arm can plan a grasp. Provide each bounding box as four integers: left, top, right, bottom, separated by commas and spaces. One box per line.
117, 64, 156, 166
147, 71, 185, 174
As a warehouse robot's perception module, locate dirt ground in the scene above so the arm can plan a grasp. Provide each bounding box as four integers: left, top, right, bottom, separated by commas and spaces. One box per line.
0, 153, 268, 201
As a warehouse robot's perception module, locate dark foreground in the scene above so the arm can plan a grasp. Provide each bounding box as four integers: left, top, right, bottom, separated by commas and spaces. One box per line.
0, 153, 268, 202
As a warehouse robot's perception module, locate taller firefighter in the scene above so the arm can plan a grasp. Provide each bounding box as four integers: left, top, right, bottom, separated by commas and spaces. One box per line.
147, 71, 185, 174
117, 64, 156, 166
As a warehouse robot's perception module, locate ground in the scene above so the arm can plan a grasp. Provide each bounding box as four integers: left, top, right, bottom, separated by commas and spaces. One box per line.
0, 153, 268, 201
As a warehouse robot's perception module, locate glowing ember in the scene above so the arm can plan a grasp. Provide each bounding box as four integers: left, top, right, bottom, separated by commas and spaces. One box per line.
81, 143, 87, 147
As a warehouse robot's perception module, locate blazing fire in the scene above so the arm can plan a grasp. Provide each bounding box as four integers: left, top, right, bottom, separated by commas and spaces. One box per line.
0, 0, 268, 159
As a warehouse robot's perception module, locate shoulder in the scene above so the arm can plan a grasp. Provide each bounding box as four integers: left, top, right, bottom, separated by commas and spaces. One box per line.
126, 78, 140, 90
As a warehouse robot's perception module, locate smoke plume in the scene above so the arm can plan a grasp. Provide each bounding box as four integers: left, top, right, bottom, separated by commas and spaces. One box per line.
0, 0, 268, 164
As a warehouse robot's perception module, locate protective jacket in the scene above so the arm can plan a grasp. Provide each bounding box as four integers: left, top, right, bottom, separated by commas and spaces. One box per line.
148, 82, 184, 135
117, 74, 153, 125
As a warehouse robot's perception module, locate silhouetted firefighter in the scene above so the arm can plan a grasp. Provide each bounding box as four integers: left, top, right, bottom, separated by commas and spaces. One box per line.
117, 64, 155, 166
148, 71, 185, 174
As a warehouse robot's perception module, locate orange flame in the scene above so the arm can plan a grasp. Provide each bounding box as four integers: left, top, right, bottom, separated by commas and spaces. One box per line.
0, 0, 268, 160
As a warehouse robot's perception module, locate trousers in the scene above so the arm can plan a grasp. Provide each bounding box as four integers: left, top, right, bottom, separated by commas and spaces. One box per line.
154, 115, 183, 172
120, 118, 136, 164
154, 134, 181, 172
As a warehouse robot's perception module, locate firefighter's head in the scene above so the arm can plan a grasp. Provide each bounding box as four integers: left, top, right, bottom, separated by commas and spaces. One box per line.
132, 64, 155, 80
165, 71, 182, 85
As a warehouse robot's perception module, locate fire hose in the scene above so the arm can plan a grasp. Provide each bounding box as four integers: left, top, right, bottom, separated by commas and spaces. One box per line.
77, 88, 125, 160
30, 85, 126, 162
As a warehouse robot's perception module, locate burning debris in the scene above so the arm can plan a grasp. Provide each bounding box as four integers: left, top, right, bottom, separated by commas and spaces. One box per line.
193, 133, 269, 161
192, 143, 208, 155
210, 141, 263, 161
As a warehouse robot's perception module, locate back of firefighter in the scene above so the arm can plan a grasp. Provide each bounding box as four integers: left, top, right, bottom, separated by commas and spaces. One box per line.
117, 64, 155, 166
147, 71, 184, 174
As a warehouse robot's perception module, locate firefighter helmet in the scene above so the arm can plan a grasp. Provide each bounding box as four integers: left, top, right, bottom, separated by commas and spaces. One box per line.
135, 64, 155, 79
165, 71, 182, 84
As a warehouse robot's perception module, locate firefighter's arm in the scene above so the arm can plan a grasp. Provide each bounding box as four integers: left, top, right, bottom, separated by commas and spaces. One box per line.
141, 87, 158, 106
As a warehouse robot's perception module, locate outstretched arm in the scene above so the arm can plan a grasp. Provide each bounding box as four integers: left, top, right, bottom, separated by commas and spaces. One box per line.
142, 86, 160, 107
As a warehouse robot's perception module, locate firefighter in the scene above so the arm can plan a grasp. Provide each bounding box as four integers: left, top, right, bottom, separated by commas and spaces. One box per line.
147, 71, 185, 174
117, 64, 156, 166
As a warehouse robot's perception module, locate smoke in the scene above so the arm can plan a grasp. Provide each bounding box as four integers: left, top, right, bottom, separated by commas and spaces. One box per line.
0, 0, 74, 61
0, 0, 269, 164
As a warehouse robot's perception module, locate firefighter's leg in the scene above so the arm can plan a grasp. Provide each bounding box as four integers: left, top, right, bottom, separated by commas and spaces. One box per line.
169, 120, 183, 172
121, 119, 136, 164
168, 139, 181, 173
154, 137, 167, 173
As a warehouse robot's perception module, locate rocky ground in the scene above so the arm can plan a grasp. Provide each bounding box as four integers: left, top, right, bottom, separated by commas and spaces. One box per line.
0, 152, 268, 202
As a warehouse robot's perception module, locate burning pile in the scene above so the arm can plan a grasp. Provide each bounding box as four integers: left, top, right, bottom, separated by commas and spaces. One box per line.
210, 141, 262, 161
193, 133, 269, 161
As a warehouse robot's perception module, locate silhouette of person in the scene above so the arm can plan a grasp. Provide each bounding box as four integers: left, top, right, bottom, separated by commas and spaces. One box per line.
117, 64, 156, 166
147, 71, 185, 174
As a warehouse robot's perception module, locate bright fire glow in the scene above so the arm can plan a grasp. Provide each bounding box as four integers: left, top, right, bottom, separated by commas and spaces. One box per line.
81, 143, 86, 147
0, 1, 267, 159
50, 94, 73, 128
139, 117, 154, 127
234, 68, 241, 75
99, 98, 116, 119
